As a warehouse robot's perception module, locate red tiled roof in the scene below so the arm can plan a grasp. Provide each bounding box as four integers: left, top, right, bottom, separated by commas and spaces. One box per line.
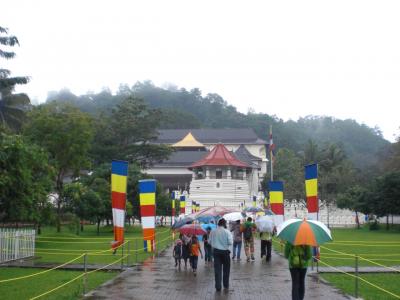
189, 143, 250, 168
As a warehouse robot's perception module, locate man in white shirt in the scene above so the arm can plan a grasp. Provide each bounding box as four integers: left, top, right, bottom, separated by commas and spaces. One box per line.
210, 218, 233, 292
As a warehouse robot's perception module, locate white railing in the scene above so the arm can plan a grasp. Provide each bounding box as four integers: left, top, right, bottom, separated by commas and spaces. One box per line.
0, 228, 35, 263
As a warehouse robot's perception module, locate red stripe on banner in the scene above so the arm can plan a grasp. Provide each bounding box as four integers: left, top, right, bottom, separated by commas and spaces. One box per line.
271, 203, 284, 215
307, 196, 319, 213
180, 207, 185, 214
140, 205, 156, 217
143, 228, 155, 240
111, 192, 126, 209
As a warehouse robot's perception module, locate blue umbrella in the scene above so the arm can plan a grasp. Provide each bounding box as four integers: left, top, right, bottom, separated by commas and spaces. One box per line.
243, 207, 264, 213
197, 223, 217, 241
196, 215, 216, 223
171, 216, 193, 229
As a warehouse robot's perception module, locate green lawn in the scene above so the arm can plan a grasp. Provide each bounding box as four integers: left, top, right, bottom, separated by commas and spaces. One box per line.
274, 226, 400, 267
0, 267, 116, 300
273, 227, 400, 299
33, 225, 173, 265
0, 225, 173, 300
321, 273, 400, 300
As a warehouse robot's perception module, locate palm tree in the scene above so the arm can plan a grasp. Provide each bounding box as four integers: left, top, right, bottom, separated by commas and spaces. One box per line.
0, 26, 30, 131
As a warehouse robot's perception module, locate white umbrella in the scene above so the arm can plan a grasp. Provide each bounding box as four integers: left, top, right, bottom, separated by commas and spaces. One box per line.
255, 216, 275, 233
223, 212, 244, 222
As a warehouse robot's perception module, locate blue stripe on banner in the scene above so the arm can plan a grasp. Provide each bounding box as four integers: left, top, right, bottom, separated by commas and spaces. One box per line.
180, 195, 185, 201
111, 160, 128, 176
171, 191, 175, 199
305, 164, 318, 180
139, 179, 156, 193
269, 181, 283, 191
143, 240, 148, 252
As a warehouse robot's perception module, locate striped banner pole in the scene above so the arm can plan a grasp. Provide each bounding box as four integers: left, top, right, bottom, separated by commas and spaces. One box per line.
171, 191, 176, 226
180, 195, 186, 215
269, 181, 284, 226
111, 160, 128, 250
305, 164, 319, 220
139, 179, 156, 252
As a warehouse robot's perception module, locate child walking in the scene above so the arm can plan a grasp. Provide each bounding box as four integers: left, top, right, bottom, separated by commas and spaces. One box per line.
173, 239, 183, 269
190, 236, 203, 276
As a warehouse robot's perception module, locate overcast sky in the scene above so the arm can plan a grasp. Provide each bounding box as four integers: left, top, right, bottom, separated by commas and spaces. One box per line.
2, 0, 399, 141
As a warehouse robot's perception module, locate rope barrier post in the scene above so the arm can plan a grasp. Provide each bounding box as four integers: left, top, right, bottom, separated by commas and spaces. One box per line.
355, 254, 359, 298
121, 243, 124, 271
127, 240, 130, 267
135, 239, 138, 263
83, 253, 87, 296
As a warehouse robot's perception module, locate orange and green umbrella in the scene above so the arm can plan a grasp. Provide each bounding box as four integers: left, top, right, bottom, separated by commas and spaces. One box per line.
276, 218, 332, 246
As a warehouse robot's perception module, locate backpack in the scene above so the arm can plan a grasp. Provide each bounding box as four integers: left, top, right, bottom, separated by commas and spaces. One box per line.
290, 246, 307, 268
243, 225, 253, 240
174, 244, 182, 258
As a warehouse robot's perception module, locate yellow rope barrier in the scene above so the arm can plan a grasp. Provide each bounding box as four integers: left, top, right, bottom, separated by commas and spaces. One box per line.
316, 258, 400, 299
0, 254, 84, 283
29, 255, 129, 300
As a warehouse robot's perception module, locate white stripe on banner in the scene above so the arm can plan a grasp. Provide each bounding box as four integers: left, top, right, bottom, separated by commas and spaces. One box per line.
142, 216, 155, 229
307, 212, 318, 220
112, 208, 125, 227
273, 215, 284, 226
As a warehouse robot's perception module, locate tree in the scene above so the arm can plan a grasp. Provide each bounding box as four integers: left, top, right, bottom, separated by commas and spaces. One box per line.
0, 134, 53, 227
337, 186, 371, 229
0, 26, 30, 131
273, 148, 304, 203
91, 96, 172, 166
24, 102, 93, 231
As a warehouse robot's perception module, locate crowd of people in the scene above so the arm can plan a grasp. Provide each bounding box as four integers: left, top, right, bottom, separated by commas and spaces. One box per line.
172, 216, 312, 300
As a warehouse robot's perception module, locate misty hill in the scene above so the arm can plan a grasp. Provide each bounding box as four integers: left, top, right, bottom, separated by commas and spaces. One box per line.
46, 81, 390, 169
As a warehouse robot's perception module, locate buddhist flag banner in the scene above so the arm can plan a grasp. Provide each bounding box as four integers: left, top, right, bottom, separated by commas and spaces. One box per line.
269, 181, 284, 225
139, 179, 156, 252
196, 203, 200, 212
171, 192, 176, 225
111, 160, 128, 250
180, 195, 186, 214
192, 200, 196, 213
305, 164, 319, 220
253, 195, 257, 207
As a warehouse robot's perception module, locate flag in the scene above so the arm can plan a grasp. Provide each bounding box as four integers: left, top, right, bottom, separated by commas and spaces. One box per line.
269, 181, 284, 225
139, 179, 156, 252
305, 164, 318, 220
111, 160, 128, 250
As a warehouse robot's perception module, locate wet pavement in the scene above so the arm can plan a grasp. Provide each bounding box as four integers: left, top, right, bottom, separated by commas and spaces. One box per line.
85, 240, 352, 300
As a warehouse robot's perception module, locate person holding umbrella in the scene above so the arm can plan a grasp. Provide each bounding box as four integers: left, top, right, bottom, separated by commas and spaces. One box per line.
277, 218, 333, 300
210, 218, 233, 292
284, 242, 312, 300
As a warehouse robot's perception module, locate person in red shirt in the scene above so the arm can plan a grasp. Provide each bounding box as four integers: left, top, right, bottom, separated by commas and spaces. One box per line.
190, 235, 203, 275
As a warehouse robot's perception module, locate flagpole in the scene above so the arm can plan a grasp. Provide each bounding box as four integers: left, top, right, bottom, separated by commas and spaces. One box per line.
270, 125, 273, 181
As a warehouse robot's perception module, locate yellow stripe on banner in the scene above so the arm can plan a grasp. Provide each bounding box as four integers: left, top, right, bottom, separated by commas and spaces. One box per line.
111, 174, 127, 193
269, 191, 283, 204
140, 193, 155, 206
305, 179, 318, 197
147, 240, 152, 251
172, 201, 175, 208
180, 201, 185, 208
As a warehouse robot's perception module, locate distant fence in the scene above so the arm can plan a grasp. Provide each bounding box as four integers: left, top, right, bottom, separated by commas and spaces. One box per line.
0, 228, 35, 263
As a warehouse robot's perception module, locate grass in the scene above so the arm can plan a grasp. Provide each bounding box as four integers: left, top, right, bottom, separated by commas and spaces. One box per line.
273, 227, 400, 299
0, 267, 116, 300
274, 226, 400, 267
0, 224, 173, 300
321, 273, 400, 300
32, 225, 173, 265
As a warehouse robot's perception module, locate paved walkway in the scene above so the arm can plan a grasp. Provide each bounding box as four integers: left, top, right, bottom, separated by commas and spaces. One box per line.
85, 239, 352, 300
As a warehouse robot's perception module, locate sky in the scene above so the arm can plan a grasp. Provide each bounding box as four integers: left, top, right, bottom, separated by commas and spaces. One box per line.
2, 0, 399, 141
